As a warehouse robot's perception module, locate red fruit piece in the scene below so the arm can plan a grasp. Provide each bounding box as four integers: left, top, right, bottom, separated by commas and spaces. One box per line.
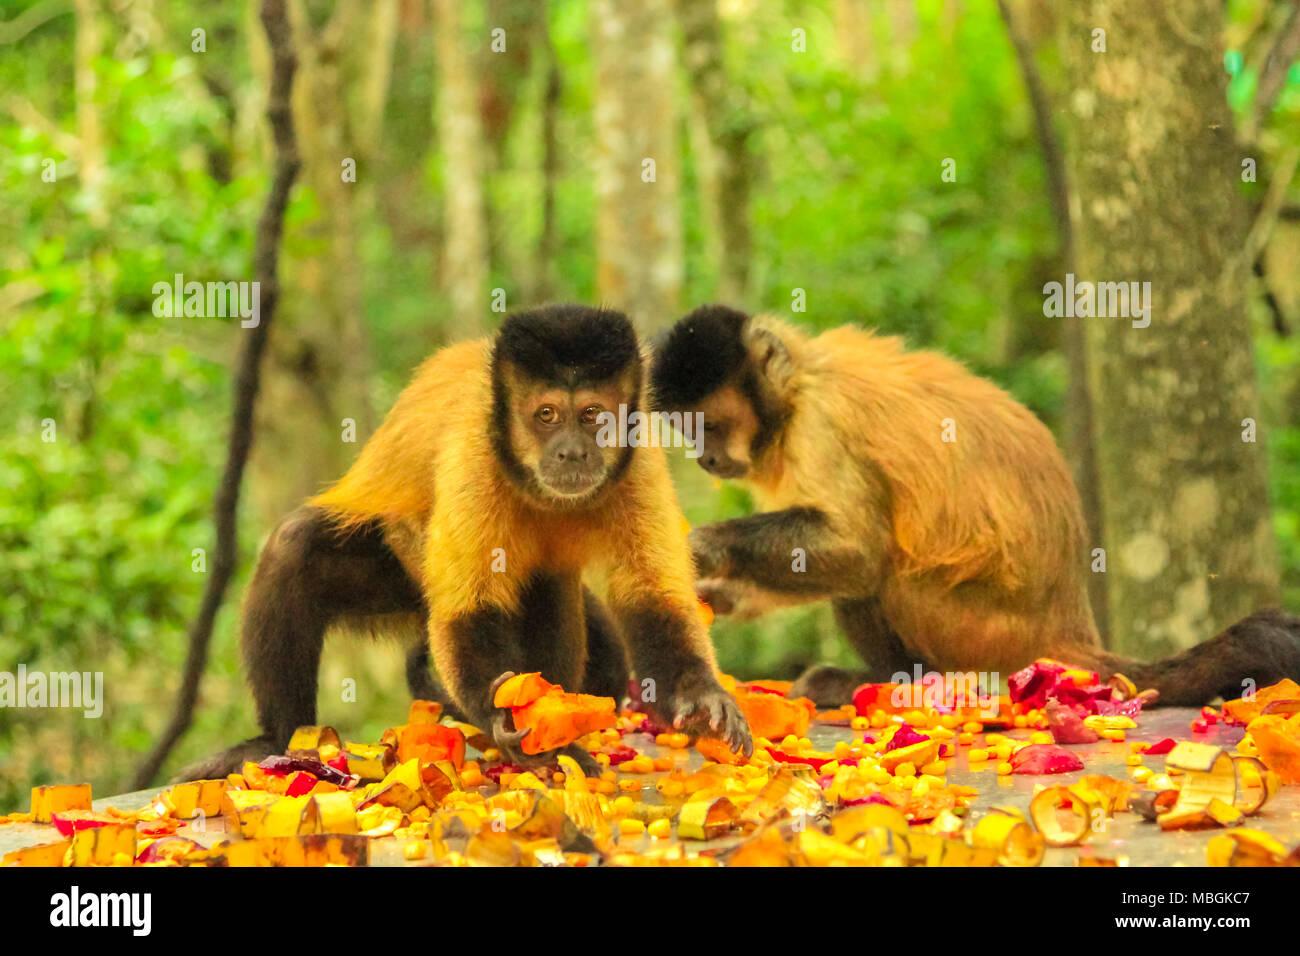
50, 810, 122, 838
1009, 744, 1085, 775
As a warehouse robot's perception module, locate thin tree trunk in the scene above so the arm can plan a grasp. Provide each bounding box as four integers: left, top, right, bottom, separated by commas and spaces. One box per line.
996, 0, 1109, 643
535, 6, 561, 302
433, 0, 489, 336
250, 0, 372, 528
133, 0, 301, 789
591, 0, 682, 331
675, 0, 755, 303
1058, 0, 1279, 659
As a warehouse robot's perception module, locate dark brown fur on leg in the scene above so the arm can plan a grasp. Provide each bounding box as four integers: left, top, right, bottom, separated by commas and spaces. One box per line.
1099, 608, 1300, 707
791, 598, 932, 706
580, 589, 629, 700
182, 507, 426, 779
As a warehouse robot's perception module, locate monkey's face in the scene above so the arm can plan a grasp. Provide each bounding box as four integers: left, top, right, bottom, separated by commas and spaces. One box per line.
695, 385, 760, 480
511, 384, 630, 502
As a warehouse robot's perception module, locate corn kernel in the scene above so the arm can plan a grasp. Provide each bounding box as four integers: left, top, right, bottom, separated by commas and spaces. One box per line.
921, 760, 946, 776
404, 841, 428, 861
958, 732, 974, 746
894, 762, 916, 777
1125, 754, 1142, 766
781, 734, 800, 750
648, 818, 672, 839
1029, 731, 1053, 746
968, 748, 989, 762
1131, 766, 1152, 782
851, 716, 871, 731
619, 818, 646, 836
1013, 715, 1029, 728
660, 780, 684, 798
482, 748, 501, 762
962, 721, 983, 734
996, 761, 1013, 775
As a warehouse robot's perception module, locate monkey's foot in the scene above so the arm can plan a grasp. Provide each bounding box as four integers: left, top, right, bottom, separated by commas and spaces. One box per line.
664, 676, 753, 757
172, 734, 279, 783
790, 665, 873, 707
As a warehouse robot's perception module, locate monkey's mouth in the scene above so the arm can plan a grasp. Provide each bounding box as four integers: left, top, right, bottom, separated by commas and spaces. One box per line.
539, 468, 604, 498
699, 457, 748, 480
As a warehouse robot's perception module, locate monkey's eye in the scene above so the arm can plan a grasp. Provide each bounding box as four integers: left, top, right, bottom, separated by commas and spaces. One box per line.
579, 405, 603, 425
536, 405, 560, 425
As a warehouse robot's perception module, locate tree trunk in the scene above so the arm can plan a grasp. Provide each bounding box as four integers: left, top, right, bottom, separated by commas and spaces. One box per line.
591, 0, 682, 331
675, 0, 755, 303
433, 0, 490, 336
1058, 0, 1279, 659
535, 7, 561, 302
250, 0, 374, 528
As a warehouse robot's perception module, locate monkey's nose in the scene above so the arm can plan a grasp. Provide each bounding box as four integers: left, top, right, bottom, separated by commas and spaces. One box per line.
555, 447, 589, 463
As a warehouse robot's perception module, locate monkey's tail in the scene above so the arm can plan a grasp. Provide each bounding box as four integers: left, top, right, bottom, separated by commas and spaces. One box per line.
1093, 608, 1300, 707
171, 734, 280, 783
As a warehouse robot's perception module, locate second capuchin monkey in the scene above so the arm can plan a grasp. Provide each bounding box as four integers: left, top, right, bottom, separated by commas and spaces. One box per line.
186, 305, 750, 779
650, 304, 1300, 707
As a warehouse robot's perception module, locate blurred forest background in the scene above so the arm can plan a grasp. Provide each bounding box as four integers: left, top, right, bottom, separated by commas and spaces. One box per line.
2, 0, 1299, 803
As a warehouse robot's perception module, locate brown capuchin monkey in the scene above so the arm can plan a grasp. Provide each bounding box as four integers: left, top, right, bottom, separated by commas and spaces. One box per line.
185, 305, 750, 779
649, 304, 1300, 707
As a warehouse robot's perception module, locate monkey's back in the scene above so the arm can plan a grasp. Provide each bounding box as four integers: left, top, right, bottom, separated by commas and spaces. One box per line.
773, 324, 1099, 668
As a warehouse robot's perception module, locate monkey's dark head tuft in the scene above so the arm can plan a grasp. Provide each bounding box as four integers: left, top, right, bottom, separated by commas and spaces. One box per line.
649, 305, 751, 411
494, 304, 640, 388
650, 305, 795, 482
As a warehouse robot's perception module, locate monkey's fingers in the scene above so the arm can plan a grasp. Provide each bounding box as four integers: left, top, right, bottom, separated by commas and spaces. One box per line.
671, 699, 697, 730
487, 670, 519, 702
695, 579, 736, 615
491, 712, 530, 752
719, 698, 754, 757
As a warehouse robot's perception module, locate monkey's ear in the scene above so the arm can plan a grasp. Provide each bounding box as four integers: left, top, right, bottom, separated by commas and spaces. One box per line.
744, 323, 794, 391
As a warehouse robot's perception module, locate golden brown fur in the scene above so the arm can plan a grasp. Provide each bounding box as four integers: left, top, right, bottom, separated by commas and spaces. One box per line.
697, 315, 1100, 673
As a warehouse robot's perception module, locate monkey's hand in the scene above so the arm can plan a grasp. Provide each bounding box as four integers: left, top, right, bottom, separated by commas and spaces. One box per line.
487, 671, 602, 776
697, 578, 793, 621
687, 524, 734, 579
662, 672, 752, 758
696, 577, 739, 615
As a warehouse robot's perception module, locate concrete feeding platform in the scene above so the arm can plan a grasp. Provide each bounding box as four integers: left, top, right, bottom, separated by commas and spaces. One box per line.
3, 707, 1297, 865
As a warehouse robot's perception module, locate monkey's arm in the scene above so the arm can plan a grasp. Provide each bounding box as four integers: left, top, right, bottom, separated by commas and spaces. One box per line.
604, 500, 752, 755
689, 507, 881, 601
